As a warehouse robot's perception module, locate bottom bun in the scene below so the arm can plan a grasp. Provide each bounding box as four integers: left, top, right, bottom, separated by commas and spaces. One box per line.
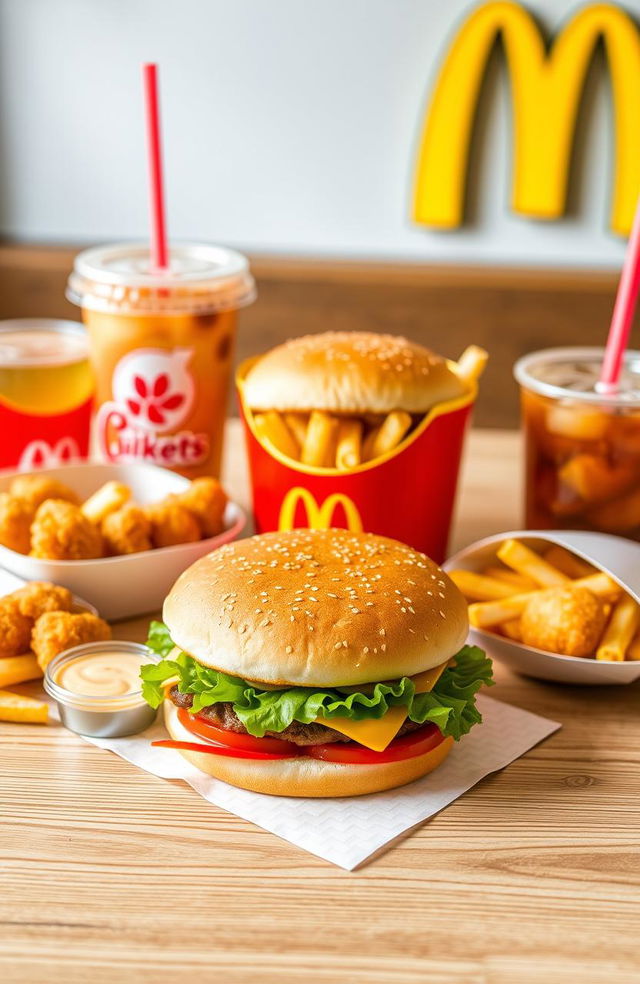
164, 700, 454, 798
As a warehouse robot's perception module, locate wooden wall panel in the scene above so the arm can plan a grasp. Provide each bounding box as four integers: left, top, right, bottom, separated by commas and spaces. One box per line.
0, 244, 623, 428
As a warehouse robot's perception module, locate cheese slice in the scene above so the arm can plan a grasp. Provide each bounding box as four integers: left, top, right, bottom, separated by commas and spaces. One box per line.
411, 659, 450, 694
313, 658, 451, 751
315, 704, 409, 752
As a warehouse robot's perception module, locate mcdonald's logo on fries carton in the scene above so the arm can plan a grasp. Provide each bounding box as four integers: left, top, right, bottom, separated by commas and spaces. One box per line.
237, 358, 477, 562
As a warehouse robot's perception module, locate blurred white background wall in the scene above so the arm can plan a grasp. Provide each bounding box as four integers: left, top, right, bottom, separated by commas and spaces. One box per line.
0, 0, 638, 267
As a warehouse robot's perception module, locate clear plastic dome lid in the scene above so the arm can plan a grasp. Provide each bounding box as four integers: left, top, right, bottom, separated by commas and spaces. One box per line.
67, 242, 256, 315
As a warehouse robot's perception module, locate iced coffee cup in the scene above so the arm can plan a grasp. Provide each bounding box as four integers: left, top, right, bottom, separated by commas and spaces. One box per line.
67, 243, 255, 477
515, 347, 640, 539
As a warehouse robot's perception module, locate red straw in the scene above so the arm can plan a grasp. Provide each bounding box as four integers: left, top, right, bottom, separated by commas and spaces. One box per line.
598, 193, 640, 393
142, 63, 168, 271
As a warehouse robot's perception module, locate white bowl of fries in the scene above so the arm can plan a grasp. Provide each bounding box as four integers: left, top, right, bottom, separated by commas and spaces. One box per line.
444, 531, 640, 685
0, 463, 246, 620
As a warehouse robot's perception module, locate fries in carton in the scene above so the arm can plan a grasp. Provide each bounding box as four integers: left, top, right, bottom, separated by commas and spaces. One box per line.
237, 343, 482, 561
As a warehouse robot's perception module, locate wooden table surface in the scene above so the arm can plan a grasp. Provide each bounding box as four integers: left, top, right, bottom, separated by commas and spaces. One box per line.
2, 423, 639, 984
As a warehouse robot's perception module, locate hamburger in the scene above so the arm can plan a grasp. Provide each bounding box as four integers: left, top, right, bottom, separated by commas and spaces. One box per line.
141, 528, 492, 797
240, 332, 486, 470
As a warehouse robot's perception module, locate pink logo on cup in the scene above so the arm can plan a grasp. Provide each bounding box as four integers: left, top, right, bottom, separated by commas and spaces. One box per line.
96, 348, 209, 468
112, 349, 194, 432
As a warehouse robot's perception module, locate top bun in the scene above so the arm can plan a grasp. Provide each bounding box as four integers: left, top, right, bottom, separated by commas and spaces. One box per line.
163, 528, 468, 687
242, 331, 467, 414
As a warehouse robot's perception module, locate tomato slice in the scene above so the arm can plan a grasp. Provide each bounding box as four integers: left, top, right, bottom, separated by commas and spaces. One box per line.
152, 739, 296, 760
308, 722, 446, 764
177, 708, 301, 756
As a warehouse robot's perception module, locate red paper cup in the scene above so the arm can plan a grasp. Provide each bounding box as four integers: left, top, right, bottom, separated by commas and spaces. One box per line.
237, 359, 476, 562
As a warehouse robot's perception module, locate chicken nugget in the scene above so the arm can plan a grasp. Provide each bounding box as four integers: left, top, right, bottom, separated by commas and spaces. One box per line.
179, 477, 228, 537
0, 596, 33, 657
520, 586, 607, 658
145, 500, 201, 548
32, 611, 111, 672
102, 504, 152, 555
30, 500, 103, 560
0, 492, 33, 553
12, 581, 74, 620
10, 475, 79, 511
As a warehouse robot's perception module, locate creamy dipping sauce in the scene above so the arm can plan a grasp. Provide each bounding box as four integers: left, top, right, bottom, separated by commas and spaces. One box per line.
55, 651, 146, 697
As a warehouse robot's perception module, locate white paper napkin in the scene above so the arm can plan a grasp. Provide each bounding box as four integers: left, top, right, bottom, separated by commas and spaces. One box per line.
82, 695, 559, 869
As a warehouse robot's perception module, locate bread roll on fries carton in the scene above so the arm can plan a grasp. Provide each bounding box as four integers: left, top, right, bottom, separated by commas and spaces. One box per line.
445, 529, 640, 685
237, 332, 487, 561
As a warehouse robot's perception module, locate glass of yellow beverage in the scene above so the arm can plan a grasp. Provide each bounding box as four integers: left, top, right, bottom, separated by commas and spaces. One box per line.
67, 243, 255, 477
0, 319, 94, 469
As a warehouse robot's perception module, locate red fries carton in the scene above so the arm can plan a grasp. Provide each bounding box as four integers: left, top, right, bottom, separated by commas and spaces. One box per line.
237, 358, 476, 562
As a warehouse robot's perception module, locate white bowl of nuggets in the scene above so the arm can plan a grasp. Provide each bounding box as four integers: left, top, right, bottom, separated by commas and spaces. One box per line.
445, 532, 640, 685
0, 574, 111, 725
0, 464, 245, 619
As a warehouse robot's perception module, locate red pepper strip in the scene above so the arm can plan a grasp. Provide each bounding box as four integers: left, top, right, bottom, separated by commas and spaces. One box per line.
151, 739, 297, 760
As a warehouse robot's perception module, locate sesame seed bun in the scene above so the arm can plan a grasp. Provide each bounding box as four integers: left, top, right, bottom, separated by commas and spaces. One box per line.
242, 331, 467, 414
164, 698, 454, 797
163, 528, 469, 687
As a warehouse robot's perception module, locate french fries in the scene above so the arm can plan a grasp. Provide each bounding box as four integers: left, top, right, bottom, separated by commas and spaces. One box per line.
455, 345, 489, 385
336, 419, 363, 470
81, 481, 130, 524
283, 413, 309, 448
468, 572, 621, 628
0, 654, 42, 688
301, 411, 338, 467
456, 536, 638, 662
497, 538, 569, 588
448, 570, 517, 601
254, 411, 300, 460
596, 594, 640, 662
0, 689, 48, 724
363, 411, 412, 462
484, 566, 538, 591
543, 545, 594, 579
250, 407, 415, 470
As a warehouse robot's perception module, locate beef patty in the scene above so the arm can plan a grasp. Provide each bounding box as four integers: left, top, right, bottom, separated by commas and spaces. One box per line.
169, 686, 423, 746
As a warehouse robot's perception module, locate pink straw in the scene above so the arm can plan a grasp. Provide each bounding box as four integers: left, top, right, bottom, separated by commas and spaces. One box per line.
142, 63, 169, 271
598, 193, 640, 393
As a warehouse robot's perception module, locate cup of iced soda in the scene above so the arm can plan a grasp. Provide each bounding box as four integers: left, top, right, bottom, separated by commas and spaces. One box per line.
67, 243, 255, 477
515, 347, 640, 539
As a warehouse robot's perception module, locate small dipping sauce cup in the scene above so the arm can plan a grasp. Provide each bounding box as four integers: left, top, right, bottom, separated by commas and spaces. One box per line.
44, 641, 158, 738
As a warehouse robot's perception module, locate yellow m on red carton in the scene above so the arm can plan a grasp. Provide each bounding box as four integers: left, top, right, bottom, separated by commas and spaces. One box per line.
278, 487, 364, 533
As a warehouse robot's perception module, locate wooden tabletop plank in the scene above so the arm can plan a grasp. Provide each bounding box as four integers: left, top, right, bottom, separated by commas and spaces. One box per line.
1, 424, 638, 984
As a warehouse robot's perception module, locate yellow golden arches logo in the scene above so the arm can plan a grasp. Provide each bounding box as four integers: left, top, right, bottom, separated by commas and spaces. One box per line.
413, 1, 640, 235
278, 488, 364, 532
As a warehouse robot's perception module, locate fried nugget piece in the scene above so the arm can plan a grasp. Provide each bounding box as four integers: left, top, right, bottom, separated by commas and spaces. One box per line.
0, 492, 33, 553
30, 500, 103, 560
32, 611, 111, 672
11, 581, 74, 620
145, 500, 201, 548
520, 586, 607, 658
178, 477, 227, 538
0, 596, 33, 657
10, 475, 79, 511
102, 504, 152, 555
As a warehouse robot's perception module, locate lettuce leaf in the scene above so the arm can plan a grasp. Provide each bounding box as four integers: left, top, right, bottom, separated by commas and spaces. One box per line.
141, 621, 493, 741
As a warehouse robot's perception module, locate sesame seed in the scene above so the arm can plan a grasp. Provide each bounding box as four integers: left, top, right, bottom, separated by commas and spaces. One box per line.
285, 645, 293, 654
